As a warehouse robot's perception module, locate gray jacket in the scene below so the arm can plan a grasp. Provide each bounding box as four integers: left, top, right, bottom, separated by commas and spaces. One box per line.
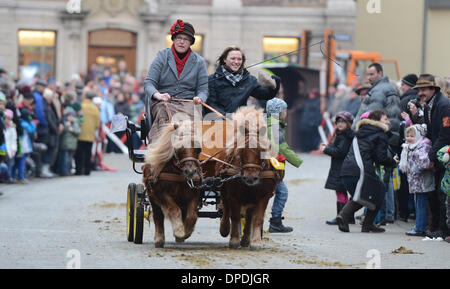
144, 48, 208, 121
353, 76, 402, 133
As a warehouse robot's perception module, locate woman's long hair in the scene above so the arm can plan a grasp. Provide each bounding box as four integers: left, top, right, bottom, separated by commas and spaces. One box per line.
330, 118, 352, 144
145, 124, 177, 179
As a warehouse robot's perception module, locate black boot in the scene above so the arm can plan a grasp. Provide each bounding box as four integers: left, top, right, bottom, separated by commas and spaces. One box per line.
269, 216, 293, 233
326, 202, 345, 225
361, 205, 385, 233
348, 209, 356, 225
336, 201, 362, 232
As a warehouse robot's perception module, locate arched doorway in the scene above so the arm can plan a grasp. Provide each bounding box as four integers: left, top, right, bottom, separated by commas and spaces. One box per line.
87, 29, 136, 78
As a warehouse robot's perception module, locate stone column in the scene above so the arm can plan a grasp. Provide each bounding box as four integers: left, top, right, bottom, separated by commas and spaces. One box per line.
60, 11, 87, 82
140, 11, 168, 70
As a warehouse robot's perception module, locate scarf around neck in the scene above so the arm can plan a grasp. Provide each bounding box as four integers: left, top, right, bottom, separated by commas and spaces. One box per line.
221, 65, 244, 87
171, 45, 191, 78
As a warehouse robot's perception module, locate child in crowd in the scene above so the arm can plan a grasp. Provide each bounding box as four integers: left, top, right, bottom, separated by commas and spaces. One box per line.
4, 109, 17, 182
320, 111, 355, 225
266, 98, 303, 233
436, 145, 450, 243
128, 93, 145, 149
0, 92, 9, 182
129, 93, 144, 124
11, 108, 36, 184
399, 124, 434, 236
58, 107, 80, 176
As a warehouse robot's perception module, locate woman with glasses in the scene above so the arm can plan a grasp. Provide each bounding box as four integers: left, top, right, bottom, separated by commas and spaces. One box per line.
144, 19, 208, 142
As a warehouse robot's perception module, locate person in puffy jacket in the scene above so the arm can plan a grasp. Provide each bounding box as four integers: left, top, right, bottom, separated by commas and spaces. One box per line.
399, 124, 434, 236
337, 109, 398, 233
353, 63, 402, 134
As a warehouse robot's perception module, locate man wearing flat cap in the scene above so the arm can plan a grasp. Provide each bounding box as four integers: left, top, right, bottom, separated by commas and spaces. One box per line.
414, 74, 450, 239
144, 19, 208, 142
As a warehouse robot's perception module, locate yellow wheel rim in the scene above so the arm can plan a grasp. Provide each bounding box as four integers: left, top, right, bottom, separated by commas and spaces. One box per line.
133, 191, 138, 239
126, 187, 131, 238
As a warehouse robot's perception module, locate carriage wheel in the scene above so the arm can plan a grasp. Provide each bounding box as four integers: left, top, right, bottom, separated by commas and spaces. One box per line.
126, 183, 136, 242
239, 217, 263, 238
239, 217, 245, 236
133, 184, 145, 244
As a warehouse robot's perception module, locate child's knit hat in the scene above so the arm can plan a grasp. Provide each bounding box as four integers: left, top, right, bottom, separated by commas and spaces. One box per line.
266, 98, 287, 115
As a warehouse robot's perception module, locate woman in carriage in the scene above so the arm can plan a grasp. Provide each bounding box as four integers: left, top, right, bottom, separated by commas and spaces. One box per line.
204, 46, 280, 117
143, 19, 208, 142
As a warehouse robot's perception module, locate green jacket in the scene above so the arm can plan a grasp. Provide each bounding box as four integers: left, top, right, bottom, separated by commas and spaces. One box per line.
267, 116, 303, 168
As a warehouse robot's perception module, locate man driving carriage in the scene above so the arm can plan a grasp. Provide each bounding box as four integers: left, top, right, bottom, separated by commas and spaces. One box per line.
144, 19, 208, 142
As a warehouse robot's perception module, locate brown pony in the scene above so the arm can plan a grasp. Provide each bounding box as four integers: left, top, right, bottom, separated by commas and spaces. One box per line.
142, 121, 202, 248
217, 106, 283, 250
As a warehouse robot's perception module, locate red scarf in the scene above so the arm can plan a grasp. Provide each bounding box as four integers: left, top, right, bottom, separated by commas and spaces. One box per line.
171, 45, 191, 77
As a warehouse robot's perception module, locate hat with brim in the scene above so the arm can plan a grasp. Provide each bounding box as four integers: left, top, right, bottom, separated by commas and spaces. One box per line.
354, 82, 371, 94
412, 74, 441, 90
170, 19, 195, 45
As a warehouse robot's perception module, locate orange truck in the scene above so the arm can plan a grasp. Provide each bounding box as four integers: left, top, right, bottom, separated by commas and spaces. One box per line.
302, 29, 401, 87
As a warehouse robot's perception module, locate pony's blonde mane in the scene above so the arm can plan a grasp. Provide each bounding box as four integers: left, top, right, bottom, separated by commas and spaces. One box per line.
145, 123, 177, 179
145, 120, 198, 179
226, 106, 271, 156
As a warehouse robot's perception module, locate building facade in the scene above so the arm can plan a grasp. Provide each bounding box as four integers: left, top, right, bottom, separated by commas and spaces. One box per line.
0, 0, 357, 82
354, 0, 450, 79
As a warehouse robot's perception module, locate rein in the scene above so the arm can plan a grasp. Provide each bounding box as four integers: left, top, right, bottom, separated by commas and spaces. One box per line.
169, 98, 227, 120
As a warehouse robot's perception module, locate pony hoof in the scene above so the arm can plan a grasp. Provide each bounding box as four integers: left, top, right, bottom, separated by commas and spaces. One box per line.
174, 230, 186, 240
175, 237, 185, 243
155, 241, 165, 248
220, 221, 230, 237
220, 227, 230, 237
229, 242, 240, 249
250, 244, 262, 251
240, 240, 250, 247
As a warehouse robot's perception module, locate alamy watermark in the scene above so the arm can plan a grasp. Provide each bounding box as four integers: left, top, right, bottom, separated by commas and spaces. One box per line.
66, 0, 81, 14
366, 249, 381, 269
366, 0, 381, 14
66, 249, 81, 269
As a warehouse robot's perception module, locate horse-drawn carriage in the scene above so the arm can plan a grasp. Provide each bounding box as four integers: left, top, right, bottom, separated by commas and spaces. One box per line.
117, 104, 284, 250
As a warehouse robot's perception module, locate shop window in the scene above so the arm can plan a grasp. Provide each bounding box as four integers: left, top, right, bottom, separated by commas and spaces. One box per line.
18, 30, 56, 79
263, 36, 299, 64
166, 34, 204, 56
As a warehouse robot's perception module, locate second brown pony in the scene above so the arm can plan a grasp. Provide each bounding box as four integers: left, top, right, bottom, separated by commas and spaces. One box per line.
217, 106, 283, 250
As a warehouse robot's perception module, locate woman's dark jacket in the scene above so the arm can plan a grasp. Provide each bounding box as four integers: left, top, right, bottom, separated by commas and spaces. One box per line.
340, 119, 396, 179
205, 66, 280, 115
324, 129, 354, 191
42, 99, 59, 147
